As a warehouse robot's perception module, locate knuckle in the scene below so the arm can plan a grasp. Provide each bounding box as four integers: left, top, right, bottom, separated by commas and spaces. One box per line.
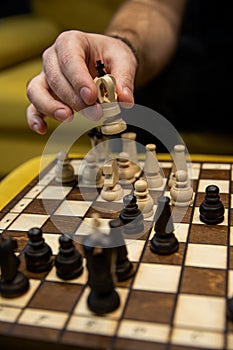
26, 79, 36, 100
42, 46, 51, 63
59, 51, 73, 68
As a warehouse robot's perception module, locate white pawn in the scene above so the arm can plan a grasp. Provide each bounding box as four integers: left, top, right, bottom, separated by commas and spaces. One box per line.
170, 170, 193, 207
55, 151, 75, 184
134, 179, 154, 218
81, 153, 103, 187
121, 132, 141, 177
118, 152, 136, 184
100, 159, 124, 201
143, 144, 163, 189
169, 144, 188, 188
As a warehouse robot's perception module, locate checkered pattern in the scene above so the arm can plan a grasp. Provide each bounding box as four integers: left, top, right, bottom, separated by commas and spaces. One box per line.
0, 159, 232, 350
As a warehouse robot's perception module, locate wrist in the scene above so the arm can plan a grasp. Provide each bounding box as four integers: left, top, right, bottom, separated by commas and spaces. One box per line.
106, 34, 139, 65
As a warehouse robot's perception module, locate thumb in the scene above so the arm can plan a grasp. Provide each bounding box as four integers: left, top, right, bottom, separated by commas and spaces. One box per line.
113, 71, 136, 106
110, 56, 137, 106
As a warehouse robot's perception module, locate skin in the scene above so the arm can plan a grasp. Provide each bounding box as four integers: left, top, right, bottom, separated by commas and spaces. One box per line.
26, 0, 186, 134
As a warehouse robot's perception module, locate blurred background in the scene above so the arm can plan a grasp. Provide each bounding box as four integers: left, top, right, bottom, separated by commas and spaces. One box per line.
0, 0, 232, 180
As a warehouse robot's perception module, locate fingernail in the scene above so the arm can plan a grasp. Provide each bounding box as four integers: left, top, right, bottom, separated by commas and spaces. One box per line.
55, 109, 68, 121
32, 123, 40, 132
80, 87, 92, 104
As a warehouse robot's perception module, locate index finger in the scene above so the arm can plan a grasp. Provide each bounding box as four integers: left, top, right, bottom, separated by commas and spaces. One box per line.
53, 31, 98, 105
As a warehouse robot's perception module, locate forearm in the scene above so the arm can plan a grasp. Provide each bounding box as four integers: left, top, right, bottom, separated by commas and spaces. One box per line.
105, 0, 187, 86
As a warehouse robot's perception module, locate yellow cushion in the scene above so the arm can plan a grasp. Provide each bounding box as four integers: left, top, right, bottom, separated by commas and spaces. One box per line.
0, 57, 61, 129
31, 0, 124, 32
0, 14, 60, 69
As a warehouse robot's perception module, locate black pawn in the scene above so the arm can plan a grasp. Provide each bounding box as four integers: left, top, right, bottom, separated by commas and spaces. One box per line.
83, 231, 120, 315
0, 237, 29, 298
199, 184, 225, 225
55, 235, 83, 280
25, 227, 53, 272
119, 194, 144, 236
150, 196, 179, 255
109, 218, 134, 282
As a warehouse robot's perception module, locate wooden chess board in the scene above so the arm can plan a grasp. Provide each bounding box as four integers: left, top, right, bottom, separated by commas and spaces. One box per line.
0, 156, 233, 350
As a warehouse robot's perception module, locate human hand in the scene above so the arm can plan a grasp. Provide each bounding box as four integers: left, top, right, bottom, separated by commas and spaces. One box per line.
26, 30, 138, 134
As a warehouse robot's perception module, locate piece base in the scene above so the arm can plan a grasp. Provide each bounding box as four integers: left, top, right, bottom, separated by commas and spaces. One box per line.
56, 266, 83, 280
0, 272, 29, 298
200, 214, 224, 225
150, 233, 179, 255
117, 260, 134, 282
87, 290, 120, 315
26, 258, 53, 273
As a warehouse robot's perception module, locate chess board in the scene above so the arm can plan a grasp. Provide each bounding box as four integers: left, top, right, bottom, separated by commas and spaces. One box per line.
0, 156, 233, 350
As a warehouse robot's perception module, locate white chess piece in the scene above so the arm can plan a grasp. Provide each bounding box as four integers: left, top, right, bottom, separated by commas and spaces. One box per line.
94, 73, 126, 135
169, 144, 188, 188
170, 170, 193, 206
143, 144, 163, 189
55, 152, 75, 184
121, 132, 141, 177
81, 153, 103, 187
134, 179, 154, 218
100, 159, 124, 201
118, 152, 136, 184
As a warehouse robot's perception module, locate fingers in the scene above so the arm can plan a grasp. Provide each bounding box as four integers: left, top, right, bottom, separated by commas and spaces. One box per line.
43, 31, 98, 107
27, 71, 73, 119
26, 31, 138, 135
109, 41, 137, 106
26, 71, 74, 134
98, 35, 138, 107
26, 104, 48, 135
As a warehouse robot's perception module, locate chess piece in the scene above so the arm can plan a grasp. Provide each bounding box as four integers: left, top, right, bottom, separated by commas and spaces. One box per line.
83, 217, 120, 315
227, 295, 233, 321
121, 132, 141, 177
134, 179, 154, 218
55, 234, 83, 280
55, 151, 76, 185
0, 237, 29, 298
100, 158, 124, 201
88, 127, 109, 163
143, 144, 163, 189
150, 196, 179, 255
94, 60, 126, 135
119, 194, 144, 236
170, 170, 193, 206
117, 151, 136, 184
81, 153, 103, 187
109, 218, 134, 281
199, 184, 225, 224
169, 144, 188, 188
25, 227, 53, 272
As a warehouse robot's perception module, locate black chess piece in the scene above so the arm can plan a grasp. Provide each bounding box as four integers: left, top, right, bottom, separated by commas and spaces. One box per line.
55, 234, 83, 280
119, 194, 144, 236
199, 184, 225, 224
83, 230, 120, 315
227, 295, 233, 321
150, 196, 179, 255
25, 227, 53, 272
95, 60, 106, 77
0, 237, 29, 298
109, 218, 134, 281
